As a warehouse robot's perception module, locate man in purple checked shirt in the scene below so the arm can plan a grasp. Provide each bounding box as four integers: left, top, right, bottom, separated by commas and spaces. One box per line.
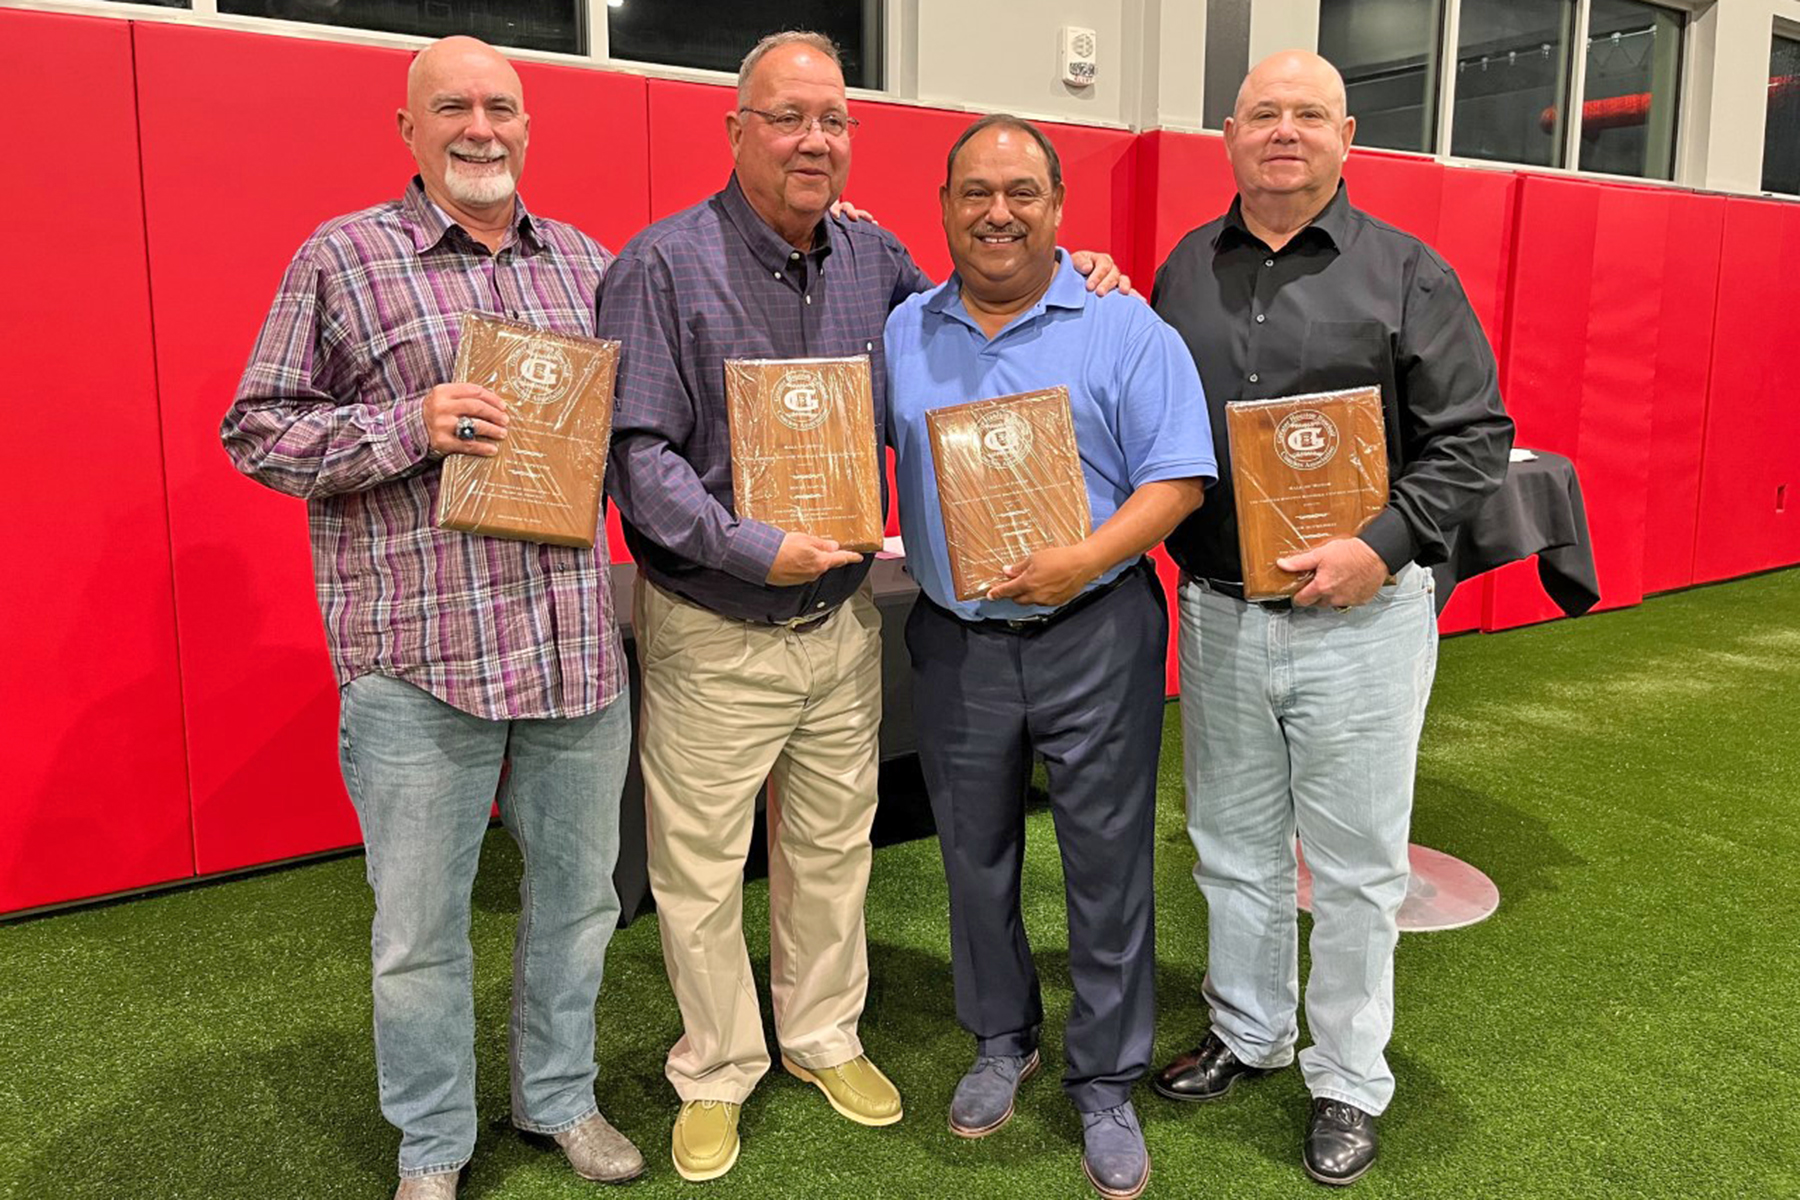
596, 29, 1126, 1184
223, 37, 639, 1200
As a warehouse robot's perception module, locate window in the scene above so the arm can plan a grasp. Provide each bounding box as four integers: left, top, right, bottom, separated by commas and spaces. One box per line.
218, 1, 584, 55
1319, 0, 1444, 153
607, 1, 883, 91
1766, 33, 1800, 195
1203, 0, 1254, 129
1577, 0, 1685, 180
1451, 0, 1578, 167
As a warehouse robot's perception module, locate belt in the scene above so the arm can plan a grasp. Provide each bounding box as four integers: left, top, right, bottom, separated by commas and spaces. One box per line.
952, 558, 1151, 634
1196, 576, 1292, 612
771, 606, 838, 633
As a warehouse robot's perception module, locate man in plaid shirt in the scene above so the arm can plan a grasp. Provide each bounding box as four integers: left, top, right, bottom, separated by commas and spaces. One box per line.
222, 37, 639, 1200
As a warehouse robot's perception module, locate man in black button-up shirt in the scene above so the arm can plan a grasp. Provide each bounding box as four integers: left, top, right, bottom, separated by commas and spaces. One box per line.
1148, 51, 1512, 1186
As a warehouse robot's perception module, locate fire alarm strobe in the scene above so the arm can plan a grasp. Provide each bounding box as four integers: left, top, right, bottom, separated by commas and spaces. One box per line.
1061, 26, 1097, 87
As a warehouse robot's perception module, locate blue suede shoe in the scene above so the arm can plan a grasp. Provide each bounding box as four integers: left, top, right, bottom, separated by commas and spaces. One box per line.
949, 1049, 1040, 1137
1081, 1101, 1150, 1199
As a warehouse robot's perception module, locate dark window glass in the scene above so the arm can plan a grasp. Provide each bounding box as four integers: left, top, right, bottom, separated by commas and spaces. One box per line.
1578, 0, 1684, 180
608, 1, 883, 91
217, 1, 583, 56
1203, 0, 1253, 129
1451, 0, 1577, 167
1766, 34, 1800, 194
1319, 0, 1444, 153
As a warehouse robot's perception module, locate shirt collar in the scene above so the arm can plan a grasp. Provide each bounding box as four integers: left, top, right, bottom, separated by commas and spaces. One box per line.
399, 175, 543, 255
1215, 181, 1350, 253
923, 248, 1086, 329
717, 173, 835, 271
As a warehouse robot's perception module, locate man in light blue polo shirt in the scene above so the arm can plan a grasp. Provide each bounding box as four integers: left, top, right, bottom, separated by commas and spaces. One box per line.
884, 113, 1215, 1200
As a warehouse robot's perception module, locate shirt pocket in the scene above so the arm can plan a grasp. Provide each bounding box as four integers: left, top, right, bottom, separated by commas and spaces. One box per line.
1301, 319, 1390, 383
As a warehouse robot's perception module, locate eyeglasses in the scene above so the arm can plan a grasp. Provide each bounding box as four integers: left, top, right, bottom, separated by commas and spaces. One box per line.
738, 107, 860, 140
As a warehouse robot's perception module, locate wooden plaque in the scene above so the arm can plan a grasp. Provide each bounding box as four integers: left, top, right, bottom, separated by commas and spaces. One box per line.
926, 387, 1092, 602
1226, 386, 1389, 601
724, 356, 884, 553
436, 313, 619, 548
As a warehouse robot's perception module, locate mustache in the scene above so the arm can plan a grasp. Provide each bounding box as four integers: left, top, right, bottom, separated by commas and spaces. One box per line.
973, 225, 1027, 237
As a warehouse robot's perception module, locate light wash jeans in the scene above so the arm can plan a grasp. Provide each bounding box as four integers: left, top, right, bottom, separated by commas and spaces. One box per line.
337, 674, 630, 1179
1176, 565, 1437, 1115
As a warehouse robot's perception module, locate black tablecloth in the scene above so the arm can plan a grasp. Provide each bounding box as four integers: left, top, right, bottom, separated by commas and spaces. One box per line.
1431, 450, 1599, 617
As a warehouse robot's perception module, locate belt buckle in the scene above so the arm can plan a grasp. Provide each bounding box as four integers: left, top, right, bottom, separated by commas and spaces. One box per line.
781, 608, 833, 633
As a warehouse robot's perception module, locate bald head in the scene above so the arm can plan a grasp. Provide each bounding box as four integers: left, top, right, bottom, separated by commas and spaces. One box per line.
1223, 50, 1355, 228
1235, 50, 1348, 123
407, 36, 523, 111
398, 36, 530, 220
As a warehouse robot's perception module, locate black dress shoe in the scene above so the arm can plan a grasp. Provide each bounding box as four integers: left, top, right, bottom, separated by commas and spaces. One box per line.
1152, 1031, 1276, 1102
1303, 1098, 1377, 1186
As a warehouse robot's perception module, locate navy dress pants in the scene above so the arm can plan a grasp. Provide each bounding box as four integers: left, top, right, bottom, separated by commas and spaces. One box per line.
904, 560, 1167, 1112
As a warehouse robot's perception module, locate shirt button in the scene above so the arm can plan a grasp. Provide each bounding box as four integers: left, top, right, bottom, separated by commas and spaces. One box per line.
789, 251, 801, 261
805, 295, 813, 305
816, 601, 826, 609
1255, 313, 1266, 323
1264, 258, 1275, 268
1249, 373, 1260, 383
774, 271, 783, 280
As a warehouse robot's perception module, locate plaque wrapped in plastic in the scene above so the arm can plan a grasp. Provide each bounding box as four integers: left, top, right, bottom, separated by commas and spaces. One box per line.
925, 386, 1093, 602
724, 356, 884, 553
436, 313, 620, 548
1225, 385, 1389, 601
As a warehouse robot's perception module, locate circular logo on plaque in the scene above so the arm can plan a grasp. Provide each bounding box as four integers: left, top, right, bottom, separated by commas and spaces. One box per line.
1274, 409, 1340, 470
775, 368, 831, 432
504, 340, 575, 405
976, 409, 1034, 470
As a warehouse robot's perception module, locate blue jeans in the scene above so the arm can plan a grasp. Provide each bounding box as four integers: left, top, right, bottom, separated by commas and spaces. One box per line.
1176, 565, 1437, 1115
338, 674, 630, 1178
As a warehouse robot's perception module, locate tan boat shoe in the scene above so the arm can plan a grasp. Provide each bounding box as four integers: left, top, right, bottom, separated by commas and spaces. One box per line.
671, 1099, 741, 1182
781, 1053, 903, 1127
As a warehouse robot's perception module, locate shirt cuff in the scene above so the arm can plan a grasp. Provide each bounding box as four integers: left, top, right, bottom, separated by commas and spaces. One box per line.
387, 395, 433, 472
721, 516, 784, 585
1358, 508, 1417, 575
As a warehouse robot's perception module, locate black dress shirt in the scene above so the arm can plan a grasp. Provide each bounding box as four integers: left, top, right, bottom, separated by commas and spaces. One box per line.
1152, 185, 1513, 583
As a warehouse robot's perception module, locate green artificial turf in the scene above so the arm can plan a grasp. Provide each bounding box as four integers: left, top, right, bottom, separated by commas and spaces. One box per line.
3, 569, 1797, 1199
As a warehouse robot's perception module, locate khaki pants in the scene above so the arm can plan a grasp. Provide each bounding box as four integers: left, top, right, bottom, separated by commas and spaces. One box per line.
634, 578, 883, 1103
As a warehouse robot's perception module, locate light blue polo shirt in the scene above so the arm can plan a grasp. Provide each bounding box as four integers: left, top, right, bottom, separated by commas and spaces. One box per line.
885, 249, 1216, 621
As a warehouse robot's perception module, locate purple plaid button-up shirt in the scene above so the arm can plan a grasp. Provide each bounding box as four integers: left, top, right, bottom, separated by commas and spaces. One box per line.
222, 178, 626, 721
599, 174, 931, 624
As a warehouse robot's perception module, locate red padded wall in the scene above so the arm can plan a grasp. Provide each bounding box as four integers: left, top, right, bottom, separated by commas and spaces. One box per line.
1644, 193, 1726, 593
1491, 176, 1724, 629
1489, 177, 1601, 629
1693, 198, 1800, 582
1341, 149, 1443, 244
0, 12, 193, 913
134, 24, 651, 874
1134, 130, 1238, 282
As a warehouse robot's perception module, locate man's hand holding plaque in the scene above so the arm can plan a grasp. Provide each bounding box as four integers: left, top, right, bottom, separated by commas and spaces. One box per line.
435, 313, 620, 547
1225, 386, 1389, 602
725, 356, 885, 556
926, 387, 1093, 602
